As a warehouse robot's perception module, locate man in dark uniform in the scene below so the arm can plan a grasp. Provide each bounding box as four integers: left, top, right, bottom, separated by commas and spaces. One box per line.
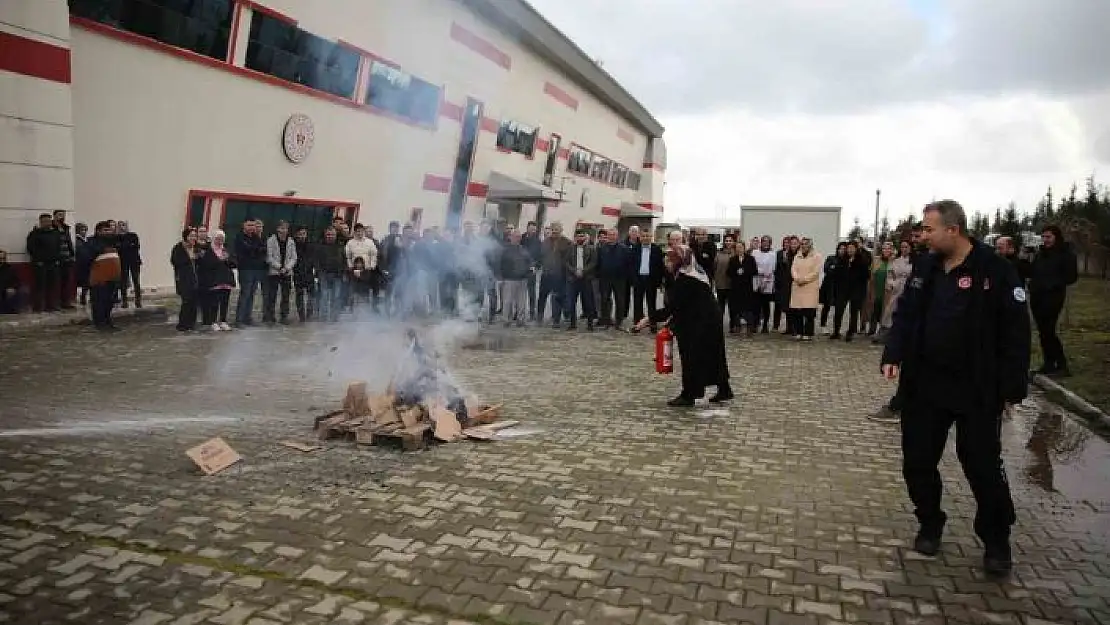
881, 200, 1030, 577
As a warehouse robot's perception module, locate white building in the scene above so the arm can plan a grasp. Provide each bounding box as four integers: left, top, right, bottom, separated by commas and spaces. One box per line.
1, 0, 666, 290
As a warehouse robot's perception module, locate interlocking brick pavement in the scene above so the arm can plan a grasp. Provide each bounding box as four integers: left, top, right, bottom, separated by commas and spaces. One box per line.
1, 321, 1109, 625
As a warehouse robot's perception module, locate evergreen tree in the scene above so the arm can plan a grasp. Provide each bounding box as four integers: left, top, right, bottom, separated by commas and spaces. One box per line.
846, 217, 864, 242
991, 208, 1003, 233
970, 212, 991, 239
1000, 202, 1022, 238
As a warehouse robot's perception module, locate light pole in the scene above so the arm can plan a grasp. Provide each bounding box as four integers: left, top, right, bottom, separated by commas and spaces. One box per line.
874, 189, 881, 245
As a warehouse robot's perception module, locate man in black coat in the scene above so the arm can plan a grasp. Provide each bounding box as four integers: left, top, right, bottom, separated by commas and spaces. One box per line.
520, 221, 542, 320
117, 220, 143, 308
26, 213, 63, 312
881, 200, 1029, 578
596, 228, 630, 329
1028, 225, 1078, 376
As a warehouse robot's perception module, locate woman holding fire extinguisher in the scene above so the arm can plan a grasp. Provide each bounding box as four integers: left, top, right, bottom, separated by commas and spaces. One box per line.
634, 245, 733, 407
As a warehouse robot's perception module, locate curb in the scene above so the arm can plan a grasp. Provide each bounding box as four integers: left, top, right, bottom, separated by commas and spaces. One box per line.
0, 305, 169, 334
1032, 373, 1110, 433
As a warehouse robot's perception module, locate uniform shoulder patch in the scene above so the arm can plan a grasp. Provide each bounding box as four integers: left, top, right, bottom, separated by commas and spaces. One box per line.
1013, 287, 1027, 303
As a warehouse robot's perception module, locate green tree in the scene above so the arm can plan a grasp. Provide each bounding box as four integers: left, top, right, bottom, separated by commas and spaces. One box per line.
878, 215, 891, 242
846, 216, 864, 242
999, 202, 1022, 238
970, 212, 991, 239
991, 208, 1003, 234
892, 213, 916, 242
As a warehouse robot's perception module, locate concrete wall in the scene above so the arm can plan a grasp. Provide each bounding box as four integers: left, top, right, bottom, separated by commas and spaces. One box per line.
52, 0, 664, 289
0, 0, 74, 264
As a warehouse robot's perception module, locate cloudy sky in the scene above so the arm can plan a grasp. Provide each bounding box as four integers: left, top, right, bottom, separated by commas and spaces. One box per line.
528, 0, 1110, 234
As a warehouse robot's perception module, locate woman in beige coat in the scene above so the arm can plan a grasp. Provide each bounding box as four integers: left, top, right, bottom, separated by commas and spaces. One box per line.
789, 237, 823, 341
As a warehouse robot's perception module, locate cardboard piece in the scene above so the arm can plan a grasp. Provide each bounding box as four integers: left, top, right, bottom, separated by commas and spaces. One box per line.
278, 441, 323, 453
186, 437, 242, 475
431, 406, 463, 442
343, 382, 371, 416
400, 405, 424, 429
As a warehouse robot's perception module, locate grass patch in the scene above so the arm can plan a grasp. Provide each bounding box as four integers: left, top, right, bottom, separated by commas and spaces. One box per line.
1035, 277, 1110, 415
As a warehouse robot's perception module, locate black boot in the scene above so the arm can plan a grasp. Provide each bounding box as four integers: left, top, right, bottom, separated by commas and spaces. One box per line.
913, 528, 942, 557
709, 384, 734, 403
667, 394, 695, 407
983, 541, 1013, 577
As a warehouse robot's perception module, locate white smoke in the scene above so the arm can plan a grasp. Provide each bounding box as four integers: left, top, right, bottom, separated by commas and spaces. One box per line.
203, 225, 510, 403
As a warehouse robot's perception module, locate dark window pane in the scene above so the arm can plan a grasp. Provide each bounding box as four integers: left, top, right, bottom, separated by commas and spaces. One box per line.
245, 12, 357, 98
365, 61, 441, 127
70, 0, 232, 61
186, 195, 207, 227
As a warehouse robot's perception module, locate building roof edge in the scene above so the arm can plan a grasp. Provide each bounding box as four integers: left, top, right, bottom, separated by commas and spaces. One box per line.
464, 0, 665, 138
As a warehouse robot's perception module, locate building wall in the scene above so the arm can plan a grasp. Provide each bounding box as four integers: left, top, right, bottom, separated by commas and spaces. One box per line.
5, 0, 664, 291
0, 0, 75, 265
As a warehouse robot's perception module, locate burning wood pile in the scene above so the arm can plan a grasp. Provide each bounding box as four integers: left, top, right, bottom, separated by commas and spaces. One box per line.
314, 329, 515, 451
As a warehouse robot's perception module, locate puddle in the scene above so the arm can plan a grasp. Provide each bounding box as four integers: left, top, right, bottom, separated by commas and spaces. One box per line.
1005, 401, 1110, 507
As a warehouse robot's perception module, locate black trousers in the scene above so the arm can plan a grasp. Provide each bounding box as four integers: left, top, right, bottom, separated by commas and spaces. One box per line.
32, 263, 59, 312
120, 263, 141, 304
630, 275, 657, 325
565, 276, 597, 324
797, 308, 816, 336
757, 293, 773, 330
833, 293, 865, 336
526, 272, 537, 318
598, 276, 627, 325
202, 290, 231, 325
716, 289, 737, 329
901, 398, 1016, 545
1030, 289, 1067, 369
177, 293, 199, 330
439, 278, 459, 316
294, 285, 314, 321
90, 284, 115, 327
537, 272, 565, 323
263, 275, 292, 322
820, 302, 833, 327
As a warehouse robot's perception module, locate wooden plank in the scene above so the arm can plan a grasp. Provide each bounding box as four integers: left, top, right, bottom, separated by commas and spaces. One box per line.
278, 441, 323, 453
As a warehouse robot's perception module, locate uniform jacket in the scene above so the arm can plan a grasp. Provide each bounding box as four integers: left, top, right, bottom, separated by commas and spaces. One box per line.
881, 240, 1031, 414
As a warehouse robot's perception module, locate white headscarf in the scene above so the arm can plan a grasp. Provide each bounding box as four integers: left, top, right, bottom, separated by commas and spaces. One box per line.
670, 244, 710, 285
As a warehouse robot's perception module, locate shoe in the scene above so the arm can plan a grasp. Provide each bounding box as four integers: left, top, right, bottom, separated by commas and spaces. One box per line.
794, 335, 802, 340
868, 406, 900, 423
802, 336, 813, 341
709, 387, 734, 403
567, 324, 577, 331
219, 322, 231, 331
983, 542, 1013, 577
667, 395, 696, 407
212, 323, 222, 332
829, 333, 841, 340
121, 300, 129, 309
586, 322, 594, 332
913, 532, 942, 557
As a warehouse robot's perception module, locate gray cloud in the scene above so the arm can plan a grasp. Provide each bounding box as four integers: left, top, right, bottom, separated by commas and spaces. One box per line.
528, 0, 1110, 116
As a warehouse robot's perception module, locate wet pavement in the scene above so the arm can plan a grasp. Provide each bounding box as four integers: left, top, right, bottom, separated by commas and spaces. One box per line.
1, 319, 1109, 625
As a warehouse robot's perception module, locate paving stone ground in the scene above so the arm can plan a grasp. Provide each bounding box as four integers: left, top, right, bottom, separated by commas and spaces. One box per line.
1, 319, 1109, 625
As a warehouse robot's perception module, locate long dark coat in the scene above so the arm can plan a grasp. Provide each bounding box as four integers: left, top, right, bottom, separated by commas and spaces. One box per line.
651, 273, 730, 395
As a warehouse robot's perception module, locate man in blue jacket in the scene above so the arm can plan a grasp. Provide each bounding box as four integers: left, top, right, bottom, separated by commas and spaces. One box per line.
881, 200, 1030, 578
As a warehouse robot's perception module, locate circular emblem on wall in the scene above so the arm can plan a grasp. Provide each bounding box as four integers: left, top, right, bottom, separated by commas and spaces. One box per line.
282, 114, 315, 164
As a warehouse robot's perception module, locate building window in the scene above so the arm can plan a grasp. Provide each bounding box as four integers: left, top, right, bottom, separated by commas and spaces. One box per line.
589, 156, 611, 182
222, 200, 343, 242
70, 0, 234, 61
626, 171, 642, 191
186, 195, 207, 227
366, 62, 441, 127
495, 120, 538, 157
244, 13, 360, 99
567, 146, 593, 175
609, 164, 628, 187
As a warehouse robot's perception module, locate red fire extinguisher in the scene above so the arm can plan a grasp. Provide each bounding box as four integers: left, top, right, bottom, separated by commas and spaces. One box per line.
655, 326, 674, 374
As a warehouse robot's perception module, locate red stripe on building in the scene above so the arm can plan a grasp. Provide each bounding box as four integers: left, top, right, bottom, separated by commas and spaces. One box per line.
439, 100, 464, 122
0, 31, 71, 84
638, 202, 664, 212
601, 206, 620, 217
534, 138, 550, 152
422, 174, 451, 193
643, 161, 665, 172
617, 128, 634, 144
557, 148, 570, 159
467, 182, 489, 198
543, 82, 579, 111
449, 23, 511, 70
480, 117, 500, 133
